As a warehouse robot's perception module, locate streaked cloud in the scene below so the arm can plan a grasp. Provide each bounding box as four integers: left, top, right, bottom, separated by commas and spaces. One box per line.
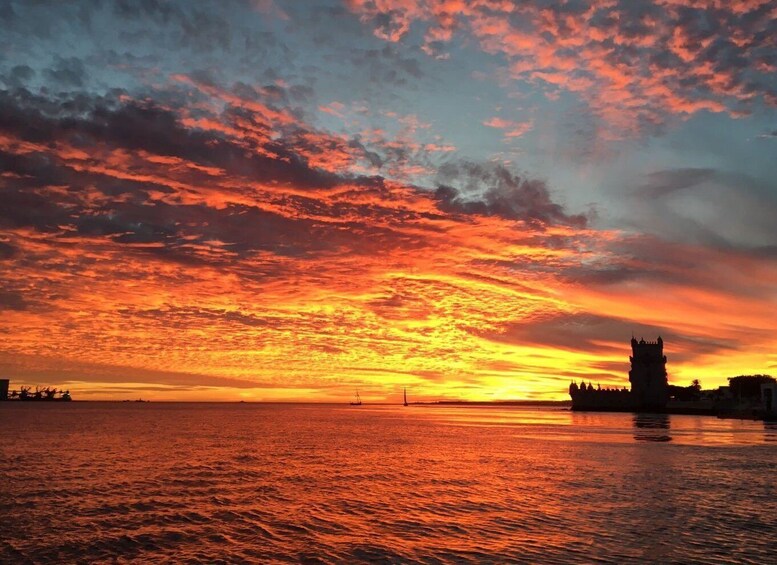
0, 1, 775, 401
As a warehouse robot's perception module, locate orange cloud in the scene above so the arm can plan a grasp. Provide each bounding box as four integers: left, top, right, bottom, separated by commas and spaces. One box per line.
347, 0, 775, 137
1, 86, 776, 403
483, 117, 534, 138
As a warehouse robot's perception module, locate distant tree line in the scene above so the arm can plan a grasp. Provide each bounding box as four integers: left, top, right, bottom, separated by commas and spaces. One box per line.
668, 379, 702, 402
669, 375, 775, 402
728, 375, 775, 399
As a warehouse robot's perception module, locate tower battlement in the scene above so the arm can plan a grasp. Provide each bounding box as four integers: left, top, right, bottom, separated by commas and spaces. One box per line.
631, 335, 663, 351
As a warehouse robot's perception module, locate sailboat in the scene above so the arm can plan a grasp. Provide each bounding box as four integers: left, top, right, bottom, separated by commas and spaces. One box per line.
403, 387, 408, 407
350, 390, 362, 406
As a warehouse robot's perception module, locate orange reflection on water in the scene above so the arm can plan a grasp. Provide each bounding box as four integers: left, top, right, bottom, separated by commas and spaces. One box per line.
384, 405, 777, 446
1, 403, 775, 563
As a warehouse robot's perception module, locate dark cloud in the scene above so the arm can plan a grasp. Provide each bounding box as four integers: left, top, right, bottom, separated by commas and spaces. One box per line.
0, 241, 17, 259
287, 84, 315, 103
98, 49, 161, 69
349, 137, 384, 168
1, 64, 35, 88
637, 168, 717, 197
371, 10, 406, 42
44, 56, 87, 87
0, 289, 27, 311
0, 182, 68, 232
175, 8, 231, 51
0, 87, 449, 266
561, 232, 711, 289
347, 44, 424, 88
0, 87, 343, 191
434, 161, 588, 227
561, 226, 777, 313
626, 167, 777, 252
113, 0, 179, 21
0, 1, 16, 23
111, 1, 242, 54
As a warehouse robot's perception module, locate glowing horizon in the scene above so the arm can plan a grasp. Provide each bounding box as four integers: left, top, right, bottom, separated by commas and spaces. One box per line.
1, 1, 777, 401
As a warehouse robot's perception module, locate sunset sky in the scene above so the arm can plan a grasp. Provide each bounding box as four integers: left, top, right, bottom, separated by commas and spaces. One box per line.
1, 0, 776, 401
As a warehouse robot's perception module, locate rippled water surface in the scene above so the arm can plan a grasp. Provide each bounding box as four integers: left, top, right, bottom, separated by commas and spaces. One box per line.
2, 403, 775, 564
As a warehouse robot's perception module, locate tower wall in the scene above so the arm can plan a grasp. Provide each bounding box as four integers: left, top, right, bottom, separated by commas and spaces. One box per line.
628, 337, 668, 410
0, 379, 8, 401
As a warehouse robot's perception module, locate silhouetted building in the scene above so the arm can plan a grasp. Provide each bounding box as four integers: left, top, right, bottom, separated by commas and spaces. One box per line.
629, 336, 669, 410
0, 379, 8, 401
569, 336, 669, 412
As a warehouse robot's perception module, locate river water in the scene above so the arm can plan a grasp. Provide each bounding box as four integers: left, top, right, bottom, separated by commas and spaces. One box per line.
1, 403, 775, 563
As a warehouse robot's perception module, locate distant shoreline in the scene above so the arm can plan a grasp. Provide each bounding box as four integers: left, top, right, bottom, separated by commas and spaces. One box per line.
1, 399, 572, 406
0, 398, 733, 410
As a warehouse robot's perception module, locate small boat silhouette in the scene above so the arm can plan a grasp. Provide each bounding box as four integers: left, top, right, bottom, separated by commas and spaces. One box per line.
403, 387, 408, 407
350, 390, 362, 406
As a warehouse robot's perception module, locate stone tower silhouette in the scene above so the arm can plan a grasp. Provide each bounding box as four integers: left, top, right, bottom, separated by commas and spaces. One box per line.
629, 336, 668, 410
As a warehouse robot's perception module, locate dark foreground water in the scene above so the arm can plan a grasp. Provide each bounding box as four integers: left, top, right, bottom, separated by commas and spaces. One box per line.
1, 403, 775, 564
